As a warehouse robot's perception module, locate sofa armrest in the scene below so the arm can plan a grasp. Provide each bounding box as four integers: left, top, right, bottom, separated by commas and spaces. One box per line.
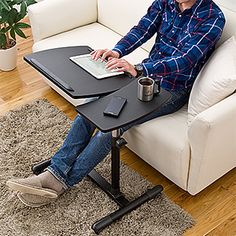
187, 93, 236, 195
28, 0, 98, 42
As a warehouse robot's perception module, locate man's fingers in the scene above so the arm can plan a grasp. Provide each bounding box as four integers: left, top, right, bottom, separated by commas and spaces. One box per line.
93, 51, 104, 60
106, 59, 127, 69
101, 50, 111, 61
91, 49, 106, 60
91, 54, 130, 73
91, 51, 98, 60
114, 67, 126, 72
105, 58, 119, 69
106, 63, 120, 70
106, 61, 124, 71
91, 49, 119, 62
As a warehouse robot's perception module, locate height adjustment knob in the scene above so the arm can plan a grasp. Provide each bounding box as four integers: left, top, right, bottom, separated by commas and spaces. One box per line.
116, 138, 127, 148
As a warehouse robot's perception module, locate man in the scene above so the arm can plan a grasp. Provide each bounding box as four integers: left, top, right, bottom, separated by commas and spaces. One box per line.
7, 0, 225, 207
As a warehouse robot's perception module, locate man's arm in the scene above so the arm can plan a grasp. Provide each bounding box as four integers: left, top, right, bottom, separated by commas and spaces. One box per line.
141, 15, 225, 80
112, 0, 163, 58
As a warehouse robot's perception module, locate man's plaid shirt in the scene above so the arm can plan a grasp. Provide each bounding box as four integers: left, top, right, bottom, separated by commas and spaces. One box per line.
113, 0, 225, 91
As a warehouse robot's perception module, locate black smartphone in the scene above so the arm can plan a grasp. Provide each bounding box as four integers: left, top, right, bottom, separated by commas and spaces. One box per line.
103, 96, 127, 117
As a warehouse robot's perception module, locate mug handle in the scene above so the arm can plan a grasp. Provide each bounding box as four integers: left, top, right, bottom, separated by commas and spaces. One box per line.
154, 80, 161, 95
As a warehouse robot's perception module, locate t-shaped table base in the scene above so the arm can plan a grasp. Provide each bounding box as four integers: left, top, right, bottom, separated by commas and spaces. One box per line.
87, 129, 163, 234
31, 129, 163, 235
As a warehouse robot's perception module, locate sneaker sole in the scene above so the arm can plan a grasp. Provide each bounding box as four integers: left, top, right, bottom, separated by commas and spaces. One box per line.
6, 181, 58, 199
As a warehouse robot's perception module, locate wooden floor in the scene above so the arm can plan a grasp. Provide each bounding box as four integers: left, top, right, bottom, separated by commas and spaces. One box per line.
0, 19, 235, 236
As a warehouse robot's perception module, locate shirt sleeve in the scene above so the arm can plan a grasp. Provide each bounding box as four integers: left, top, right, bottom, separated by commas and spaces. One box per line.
112, 0, 164, 58
142, 15, 225, 79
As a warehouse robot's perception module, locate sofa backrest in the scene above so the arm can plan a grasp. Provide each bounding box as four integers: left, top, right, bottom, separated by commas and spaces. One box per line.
187, 0, 236, 124
98, 0, 236, 51
97, 0, 155, 53
214, 0, 236, 46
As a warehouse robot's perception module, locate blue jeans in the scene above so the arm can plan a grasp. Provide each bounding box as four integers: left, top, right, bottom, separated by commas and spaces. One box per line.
47, 88, 190, 189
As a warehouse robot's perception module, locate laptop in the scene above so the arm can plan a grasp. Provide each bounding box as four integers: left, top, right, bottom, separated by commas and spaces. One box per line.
69, 54, 124, 79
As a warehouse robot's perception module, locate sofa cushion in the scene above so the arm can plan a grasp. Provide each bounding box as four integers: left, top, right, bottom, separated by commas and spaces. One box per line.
188, 36, 236, 124
214, 0, 236, 46
28, 0, 98, 42
32, 23, 149, 65
98, 0, 155, 53
123, 105, 190, 190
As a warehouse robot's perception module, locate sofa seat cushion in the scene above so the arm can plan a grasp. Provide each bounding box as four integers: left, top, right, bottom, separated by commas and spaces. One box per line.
32, 23, 149, 65
123, 105, 190, 190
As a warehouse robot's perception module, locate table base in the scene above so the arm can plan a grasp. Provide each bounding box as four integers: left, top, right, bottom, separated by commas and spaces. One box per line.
31, 132, 163, 235
88, 169, 163, 234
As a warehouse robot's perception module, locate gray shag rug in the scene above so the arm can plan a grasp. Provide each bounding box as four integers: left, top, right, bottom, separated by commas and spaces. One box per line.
0, 99, 195, 236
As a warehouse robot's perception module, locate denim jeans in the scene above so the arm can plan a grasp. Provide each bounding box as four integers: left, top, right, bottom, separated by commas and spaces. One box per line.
47, 88, 190, 189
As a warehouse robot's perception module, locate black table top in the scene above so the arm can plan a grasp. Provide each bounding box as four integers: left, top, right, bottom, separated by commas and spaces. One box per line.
24, 46, 134, 98
76, 80, 172, 132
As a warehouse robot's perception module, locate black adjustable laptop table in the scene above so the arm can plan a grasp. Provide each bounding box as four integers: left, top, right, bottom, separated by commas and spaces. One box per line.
26, 46, 171, 234
76, 80, 171, 234
24, 46, 134, 98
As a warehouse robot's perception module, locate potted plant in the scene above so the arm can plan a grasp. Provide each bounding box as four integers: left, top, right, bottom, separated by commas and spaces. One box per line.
0, 0, 36, 71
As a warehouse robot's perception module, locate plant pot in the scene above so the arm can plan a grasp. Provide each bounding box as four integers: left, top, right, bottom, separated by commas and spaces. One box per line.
0, 42, 17, 71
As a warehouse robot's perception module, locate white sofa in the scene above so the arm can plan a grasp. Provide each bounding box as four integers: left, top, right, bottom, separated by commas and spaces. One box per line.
28, 0, 236, 195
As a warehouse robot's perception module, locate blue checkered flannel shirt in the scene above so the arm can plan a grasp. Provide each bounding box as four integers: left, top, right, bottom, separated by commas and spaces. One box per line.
113, 0, 225, 91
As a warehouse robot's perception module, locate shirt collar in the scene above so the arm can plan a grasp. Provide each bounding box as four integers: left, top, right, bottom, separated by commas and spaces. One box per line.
171, 0, 208, 15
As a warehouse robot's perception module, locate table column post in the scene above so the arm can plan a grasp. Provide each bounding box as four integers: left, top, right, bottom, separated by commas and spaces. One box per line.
111, 129, 121, 192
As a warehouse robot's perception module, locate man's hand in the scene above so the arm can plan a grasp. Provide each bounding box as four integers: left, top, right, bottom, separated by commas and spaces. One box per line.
105, 58, 137, 77
90, 49, 120, 61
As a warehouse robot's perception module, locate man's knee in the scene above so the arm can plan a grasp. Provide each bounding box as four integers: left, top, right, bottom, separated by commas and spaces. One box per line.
96, 131, 112, 143
74, 114, 93, 128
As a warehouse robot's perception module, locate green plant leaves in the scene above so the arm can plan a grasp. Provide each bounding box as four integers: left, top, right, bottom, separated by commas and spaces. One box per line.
0, 34, 7, 48
20, 1, 27, 18
0, 9, 9, 24
16, 22, 30, 28
14, 0, 24, 4
7, 8, 18, 25
0, 0, 35, 48
0, 26, 11, 33
0, 0, 11, 11
10, 28, 16, 40
14, 23, 27, 38
26, 0, 36, 6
